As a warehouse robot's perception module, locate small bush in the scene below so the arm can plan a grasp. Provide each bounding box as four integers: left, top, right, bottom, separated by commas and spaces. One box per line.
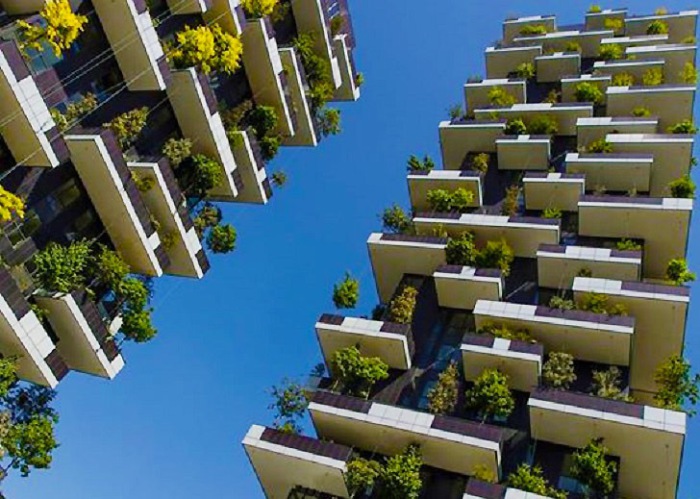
206, 224, 237, 254
189, 154, 224, 196
570, 439, 617, 497
508, 464, 567, 499
33, 241, 91, 293
19, 0, 87, 57
332, 273, 360, 309
427, 188, 474, 212
0, 185, 25, 223
470, 153, 490, 173
318, 107, 341, 136
588, 5, 602, 13
616, 239, 642, 251
565, 41, 582, 53
655, 7, 668, 15
666, 258, 695, 285
519, 24, 549, 36
682, 36, 696, 44
646, 19, 669, 35
599, 43, 623, 60
668, 175, 696, 198
382, 205, 413, 234
104, 107, 149, 149
680, 62, 698, 84
162, 138, 193, 167
427, 363, 459, 415
668, 120, 698, 135
578, 292, 627, 315
332, 346, 389, 398
466, 369, 515, 421
541, 89, 560, 104
653, 355, 700, 413
542, 207, 562, 219
612, 72, 635, 86
514, 62, 536, 79
641, 66, 664, 86
50, 93, 97, 132
591, 366, 632, 401
330, 15, 345, 36
488, 87, 516, 107
270, 171, 287, 188
475, 239, 514, 276
504, 118, 528, 136
445, 232, 477, 266
406, 154, 435, 173
501, 185, 520, 216
447, 103, 463, 120
587, 138, 613, 153
241, 0, 278, 17
528, 115, 558, 135
479, 322, 534, 342
574, 82, 605, 105
387, 286, 418, 324
632, 106, 651, 117
549, 296, 575, 310
577, 268, 593, 278
169, 24, 243, 75
604, 18, 624, 32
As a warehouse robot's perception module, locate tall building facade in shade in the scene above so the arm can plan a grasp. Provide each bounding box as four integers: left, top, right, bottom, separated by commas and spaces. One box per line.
244, 7, 697, 499
0, 0, 360, 387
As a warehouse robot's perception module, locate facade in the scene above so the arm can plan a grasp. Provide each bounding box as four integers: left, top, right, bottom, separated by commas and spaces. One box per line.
244, 7, 697, 499
0, 0, 360, 387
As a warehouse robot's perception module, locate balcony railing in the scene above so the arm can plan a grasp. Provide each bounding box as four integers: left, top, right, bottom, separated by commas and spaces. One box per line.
531, 387, 644, 419
260, 427, 352, 462
0, 267, 30, 319
72, 290, 120, 362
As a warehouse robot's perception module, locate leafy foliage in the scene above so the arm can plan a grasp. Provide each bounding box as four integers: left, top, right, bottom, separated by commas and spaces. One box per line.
591, 366, 631, 401
120, 307, 156, 343
549, 296, 575, 310
381, 205, 413, 234
612, 72, 635, 86
193, 202, 222, 238
599, 43, 623, 60
474, 240, 514, 276
666, 258, 695, 285
0, 186, 24, 223
604, 17, 624, 32
508, 464, 567, 499
616, 239, 641, 251
270, 171, 287, 188
542, 352, 577, 390
187, 154, 224, 197
170, 24, 243, 75
668, 120, 698, 134
565, 41, 582, 52
470, 153, 490, 173
646, 19, 669, 35
445, 232, 477, 266
318, 107, 342, 136
641, 66, 664, 86
33, 241, 91, 293
427, 363, 459, 415
330, 15, 345, 36
479, 323, 534, 342
587, 138, 613, 153
19, 0, 87, 57
206, 224, 237, 254
542, 207, 562, 219
488, 87, 517, 107
332, 346, 389, 398
447, 104, 463, 120
653, 355, 700, 414
93, 246, 130, 290
574, 82, 605, 105
378, 445, 423, 499
466, 369, 514, 420
570, 439, 617, 496
346, 457, 382, 497
632, 106, 651, 117
514, 62, 536, 79
588, 5, 602, 13
162, 138, 193, 167
668, 175, 696, 198
519, 24, 549, 35
241, 0, 278, 17
680, 62, 698, 84
268, 379, 308, 434
387, 286, 418, 324
104, 107, 149, 149
295, 32, 334, 110
501, 185, 520, 216
504, 118, 528, 136
541, 89, 560, 104
406, 155, 435, 173
333, 273, 360, 309
577, 292, 627, 316
528, 115, 558, 135
426, 189, 474, 212
50, 93, 97, 132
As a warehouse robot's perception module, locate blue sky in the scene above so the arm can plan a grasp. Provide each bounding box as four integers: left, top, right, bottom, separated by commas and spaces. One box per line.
6, 0, 699, 497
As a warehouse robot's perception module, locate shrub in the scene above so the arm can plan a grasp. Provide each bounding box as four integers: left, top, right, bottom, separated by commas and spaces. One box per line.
354, 72, 364, 87
653, 355, 700, 414
0, 185, 25, 223
591, 366, 631, 401
93, 247, 130, 290
542, 207, 562, 219
19, 0, 87, 57
169, 24, 243, 75
470, 153, 490, 173
646, 19, 669, 35
259, 135, 281, 161
577, 267, 593, 278
131, 172, 155, 193
330, 15, 345, 36
193, 202, 222, 237
508, 464, 567, 499
447, 104, 463, 120
472, 465, 497, 484
528, 115, 558, 135
241, 0, 278, 18
655, 7, 668, 15
427, 363, 459, 415
599, 43, 623, 60
666, 258, 695, 285
162, 138, 193, 167
51, 93, 97, 132
270, 171, 287, 188
34, 241, 91, 293
641, 66, 664, 86
118, 277, 150, 311
387, 286, 418, 324
541, 89, 560, 104
681, 62, 698, 84
466, 369, 514, 421
445, 232, 477, 266
474, 239, 514, 276
406, 154, 435, 173
248, 105, 278, 138
206, 224, 237, 253
488, 86, 517, 107
574, 82, 604, 105
604, 17, 624, 31
104, 107, 149, 149
668, 120, 698, 134
427, 189, 474, 212
549, 296, 575, 310
268, 378, 308, 434
578, 292, 627, 315
682, 35, 696, 44
189, 154, 224, 196
379, 445, 423, 499
381, 205, 413, 234
332, 346, 389, 398
514, 62, 536, 79
542, 352, 577, 390
501, 185, 520, 216
565, 41, 582, 53
120, 308, 157, 343
295, 32, 334, 109
632, 106, 651, 117
479, 323, 533, 342
587, 138, 613, 153
318, 107, 342, 136
504, 118, 527, 136
570, 439, 617, 496
612, 72, 635, 86
588, 5, 602, 13
668, 175, 696, 198
345, 457, 382, 497
519, 24, 548, 36
616, 239, 642, 251
332, 273, 359, 309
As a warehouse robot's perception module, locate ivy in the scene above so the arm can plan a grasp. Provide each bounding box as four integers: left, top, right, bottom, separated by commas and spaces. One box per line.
18, 0, 87, 57
170, 24, 243, 75
653, 355, 700, 414
332, 273, 360, 309
466, 368, 514, 421
331, 346, 389, 398
0, 185, 25, 223
406, 155, 435, 173
542, 352, 577, 390
387, 286, 418, 324
508, 464, 567, 499
570, 438, 617, 496
427, 362, 459, 415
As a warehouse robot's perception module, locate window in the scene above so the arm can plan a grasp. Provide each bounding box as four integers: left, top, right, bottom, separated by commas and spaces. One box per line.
55, 179, 81, 208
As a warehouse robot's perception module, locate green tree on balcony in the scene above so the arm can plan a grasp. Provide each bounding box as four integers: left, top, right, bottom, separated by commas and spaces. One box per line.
332, 273, 360, 309
161, 138, 193, 168
666, 258, 696, 286
346, 456, 382, 498
507, 464, 567, 499
241, 0, 279, 18
387, 286, 418, 324
427, 362, 459, 415
104, 107, 150, 149
33, 240, 92, 294
466, 368, 514, 421
331, 346, 389, 399
653, 355, 700, 415
406, 154, 435, 173
169, 24, 243, 75
18, 0, 88, 57
542, 352, 577, 390
570, 438, 617, 497
377, 444, 423, 499
0, 186, 25, 224
268, 378, 308, 434
206, 224, 237, 254
381, 205, 414, 234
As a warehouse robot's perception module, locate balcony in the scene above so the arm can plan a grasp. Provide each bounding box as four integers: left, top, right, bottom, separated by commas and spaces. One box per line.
625, 10, 699, 43
166, 68, 240, 200
522, 172, 585, 212
413, 213, 560, 259
34, 290, 124, 379
204, 0, 247, 37
65, 129, 165, 276
473, 300, 634, 366
585, 8, 627, 32
165, 0, 210, 14
608, 134, 693, 196
573, 277, 690, 399
229, 130, 270, 204
529, 388, 685, 499
332, 34, 360, 101
537, 244, 642, 290
592, 58, 666, 84
502, 15, 557, 44
0, 268, 66, 387
241, 19, 295, 137
496, 135, 551, 170
464, 78, 526, 112
485, 45, 542, 79
578, 195, 692, 278
625, 44, 697, 84
535, 52, 580, 83
433, 265, 503, 310
278, 48, 318, 146
438, 120, 505, 169
0, 41, 66, 168
565, 152, 653, 193
291, 0, 342, 88
606, 84, 696, 130
93, 0, 169, 91
0, 0, 47, 14
243, 425, 351, 499
461, 334, 543, 392
474, 103, 593, 136
367, 233, 446, 302
127, 158, 206, 278
309, 391, 504, 478
407, 170, 483, 211
600, 34, 669, 48
561, 74, 611, 104
315, 314, 413, 370
512, 29, 614, 58
576, 117, 659, 148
